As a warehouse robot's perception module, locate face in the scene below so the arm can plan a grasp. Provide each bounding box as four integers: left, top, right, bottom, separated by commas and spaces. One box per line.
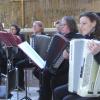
60, 19, 70, 34
79, 16, 96, 36
10, 26, 17, 35
55, 23, 62, 32
32, 23, 42, 33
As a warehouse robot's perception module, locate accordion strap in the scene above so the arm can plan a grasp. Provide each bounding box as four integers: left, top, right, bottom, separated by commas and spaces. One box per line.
56, 33, 69, 43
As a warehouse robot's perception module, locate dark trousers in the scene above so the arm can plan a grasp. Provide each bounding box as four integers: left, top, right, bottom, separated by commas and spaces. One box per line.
63, 95, 100, 100
39, 69, 52, 100
32, 67, 41, 80
39, 60, 69, 100
53, 84, 78, 100
53, 84, 68, 100
18, 66, 24, 89
63, 95, 81, 100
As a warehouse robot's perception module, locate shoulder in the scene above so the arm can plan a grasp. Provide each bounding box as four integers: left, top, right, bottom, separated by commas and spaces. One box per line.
73, 33, 83, 38
36, 34, 51, 39
19, 33, 25, 41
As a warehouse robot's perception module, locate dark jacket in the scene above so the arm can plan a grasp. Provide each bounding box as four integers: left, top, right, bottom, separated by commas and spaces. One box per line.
51, 32, 83, 89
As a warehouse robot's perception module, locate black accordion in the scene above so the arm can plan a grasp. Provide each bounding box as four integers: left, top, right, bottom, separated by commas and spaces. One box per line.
45, 33, 69, 74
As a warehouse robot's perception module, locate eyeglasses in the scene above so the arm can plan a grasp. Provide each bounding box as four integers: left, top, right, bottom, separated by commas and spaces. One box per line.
10, 28, 16, 30
60, 23, 67, 27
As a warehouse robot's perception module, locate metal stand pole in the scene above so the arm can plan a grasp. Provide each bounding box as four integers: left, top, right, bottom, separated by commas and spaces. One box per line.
20, 69, 32, 100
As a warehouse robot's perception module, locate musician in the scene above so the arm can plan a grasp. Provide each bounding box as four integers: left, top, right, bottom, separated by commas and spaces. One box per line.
10, 24, 26, 90
10, 24, 25, 41
39, 16, 83, 100
0, 23, 8, 74
62, 12, 100, 100
54, 20, 62, 33
30, 21, 51, 80
31, 21, 45, 35
0, 30, 22, 98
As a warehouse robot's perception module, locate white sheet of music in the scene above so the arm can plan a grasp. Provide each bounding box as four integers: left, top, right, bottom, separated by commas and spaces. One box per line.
18, 41, 46, 69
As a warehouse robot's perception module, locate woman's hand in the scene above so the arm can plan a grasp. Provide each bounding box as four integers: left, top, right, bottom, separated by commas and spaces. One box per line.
88, 40, 100, 55
63, 49, 69, 59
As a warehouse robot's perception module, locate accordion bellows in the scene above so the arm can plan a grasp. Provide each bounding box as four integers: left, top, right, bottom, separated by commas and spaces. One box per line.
68, 39, 100, 97
45, 33, 69, 74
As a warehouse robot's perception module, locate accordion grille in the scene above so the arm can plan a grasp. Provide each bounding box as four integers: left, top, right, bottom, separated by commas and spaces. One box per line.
82, 54, 93, 87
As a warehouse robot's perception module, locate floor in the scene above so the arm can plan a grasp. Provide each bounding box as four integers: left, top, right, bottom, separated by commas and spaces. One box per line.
9, 87, 39, 100
0, 69, 39, 100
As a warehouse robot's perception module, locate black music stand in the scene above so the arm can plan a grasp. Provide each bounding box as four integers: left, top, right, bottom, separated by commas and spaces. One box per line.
0, 31, 20, 99
20, 68, 32, 100
7, 47, 19, 99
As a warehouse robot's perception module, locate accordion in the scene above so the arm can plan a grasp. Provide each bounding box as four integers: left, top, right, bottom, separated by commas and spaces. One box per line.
45, 33, 69, 74
68, 39, 100, 97
30, 34, 51, 60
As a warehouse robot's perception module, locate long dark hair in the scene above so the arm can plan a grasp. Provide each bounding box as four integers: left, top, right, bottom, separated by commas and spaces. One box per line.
11, 24, 20, 35
80, 12, 100, 38
62, 16, 78, 33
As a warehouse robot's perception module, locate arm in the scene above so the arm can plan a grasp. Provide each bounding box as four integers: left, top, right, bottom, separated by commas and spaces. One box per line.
88, 40, 100, 64
63, 49, 69, 59
94, 52, 100, 64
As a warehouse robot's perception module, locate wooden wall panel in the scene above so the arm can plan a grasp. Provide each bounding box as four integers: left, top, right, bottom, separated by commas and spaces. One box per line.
0, 0, 100, 28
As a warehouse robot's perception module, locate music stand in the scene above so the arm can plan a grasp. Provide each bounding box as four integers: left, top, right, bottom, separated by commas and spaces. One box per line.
20, 68, 32, 100
0, 31, 21, 99
6, 47, 19, 99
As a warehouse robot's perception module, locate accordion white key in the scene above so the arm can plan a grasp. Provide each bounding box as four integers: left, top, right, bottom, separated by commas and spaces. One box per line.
68, 39, 100, 97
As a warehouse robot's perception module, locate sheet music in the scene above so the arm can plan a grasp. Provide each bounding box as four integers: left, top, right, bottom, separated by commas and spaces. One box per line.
18, 41, 46, 69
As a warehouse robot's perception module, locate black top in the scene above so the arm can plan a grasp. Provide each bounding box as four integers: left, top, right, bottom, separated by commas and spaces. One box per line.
56, 32, 100, 80
56, 32, 83, 77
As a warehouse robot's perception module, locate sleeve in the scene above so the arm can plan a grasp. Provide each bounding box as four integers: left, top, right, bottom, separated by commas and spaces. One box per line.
94, 52, 100, 64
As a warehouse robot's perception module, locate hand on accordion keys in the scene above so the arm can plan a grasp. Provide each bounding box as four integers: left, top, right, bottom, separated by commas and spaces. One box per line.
88, 40, 100, 55
63, 49, 69, 59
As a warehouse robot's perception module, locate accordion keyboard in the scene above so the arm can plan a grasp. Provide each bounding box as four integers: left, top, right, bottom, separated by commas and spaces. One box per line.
82, 54, 93, 87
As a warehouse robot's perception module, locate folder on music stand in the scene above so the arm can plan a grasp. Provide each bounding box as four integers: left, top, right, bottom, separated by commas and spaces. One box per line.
0, 31, 21, 46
